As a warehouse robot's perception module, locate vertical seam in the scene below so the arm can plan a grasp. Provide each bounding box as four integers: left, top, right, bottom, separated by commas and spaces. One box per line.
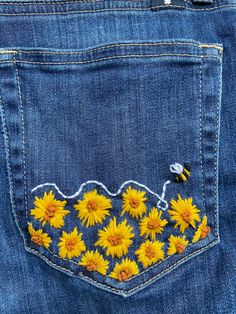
0, 96, 16, 212
215, 57, 222, 239
199, 56, 206, 215
14, 56, 28, 219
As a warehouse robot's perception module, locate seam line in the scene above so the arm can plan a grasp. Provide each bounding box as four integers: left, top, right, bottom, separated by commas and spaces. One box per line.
0, 54, 221, 66
0, 5, 234, 15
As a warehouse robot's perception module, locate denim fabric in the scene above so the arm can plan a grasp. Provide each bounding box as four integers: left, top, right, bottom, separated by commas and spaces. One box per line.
0, 0, 235, 313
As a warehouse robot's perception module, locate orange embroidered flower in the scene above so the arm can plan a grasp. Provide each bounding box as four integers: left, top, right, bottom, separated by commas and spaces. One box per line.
121, 186, 147, 219
30, 190, 69, 228
192, 215, 211, 243
28, 223, 51, 249
168, 235, 189, 256
135, 240, 165, 268
58, 227, 86, 259
95, 217, 134, 258
74, 190, 112, 227
79, 250, 109, 275
169, 195, 200, 233
140, 208, 168, 240
110, 258, 139, 281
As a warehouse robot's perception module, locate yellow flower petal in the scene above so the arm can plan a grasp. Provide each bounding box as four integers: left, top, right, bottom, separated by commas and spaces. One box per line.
192, 215, 211, 243
79, 250, 109, 275
110, 258, 139, 281
168, 235, 189, 256
135, 239, 165, 268
28, 223, 51, 249
140, 207, 168, 240
121, 186, 147, 219
30, 190, 69, 228
95, 217, 134, 258
169, 195, 200, 233
58, 227, 86, 259
74, 190, 112, 227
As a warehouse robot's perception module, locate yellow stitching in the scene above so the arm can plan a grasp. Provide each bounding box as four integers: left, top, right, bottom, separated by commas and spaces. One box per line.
9, 54, 221, 66
74, 189, 112, 227
0, 53, 222, 65
0, 5, 234, 16
58, 227, 86, 259
30, 190, 69, 228
14, 42, 223, 55
199, 44, 223, 52
0, 50, 17, 54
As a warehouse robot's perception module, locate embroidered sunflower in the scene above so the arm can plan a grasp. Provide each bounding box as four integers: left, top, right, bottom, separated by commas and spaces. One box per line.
169, 195, 200, 233
74, 190, 112, 227
121, 186, 147, 219
110, 258, 139, 282
28, 223, 51, 249
58, 227, 86, 259
135, 240, 165, 268
95, 217, 134, 258
79, 250, 109, 275
30, 190, 69, 228
168, 235, 189, 256
192, 215, 211, 243
140, 208, 168, 240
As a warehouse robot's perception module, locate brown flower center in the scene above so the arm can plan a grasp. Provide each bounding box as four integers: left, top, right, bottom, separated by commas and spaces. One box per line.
129, 199, 140, 209
87, 200, 98, 212
118, 269, 132, 282
147, 219, 161, 230
145, 246, 156, 259
31, 235, 43, 246
86, 261, 97, 272
200, 226, 211, 239
181, 211, 192, 223
176, 243, 186, 254
65, 239, 76, 252
108, 235, 123, 246
45, 204, 57, 221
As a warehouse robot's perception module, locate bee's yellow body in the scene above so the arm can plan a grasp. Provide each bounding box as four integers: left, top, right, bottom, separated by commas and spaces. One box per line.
170, 163, 191, 183
175, 167, 191, 183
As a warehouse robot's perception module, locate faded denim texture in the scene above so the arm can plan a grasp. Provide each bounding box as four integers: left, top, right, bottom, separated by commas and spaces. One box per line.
0, 0, 235, 313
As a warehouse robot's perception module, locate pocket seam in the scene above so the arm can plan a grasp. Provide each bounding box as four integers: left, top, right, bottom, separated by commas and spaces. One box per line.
0, 47, 222, 296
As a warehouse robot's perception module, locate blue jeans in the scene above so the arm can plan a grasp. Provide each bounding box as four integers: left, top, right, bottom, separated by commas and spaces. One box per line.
0, 0, 235, 312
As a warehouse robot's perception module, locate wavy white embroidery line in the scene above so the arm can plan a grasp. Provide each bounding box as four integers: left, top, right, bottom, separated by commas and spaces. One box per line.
31, 180, 171, 211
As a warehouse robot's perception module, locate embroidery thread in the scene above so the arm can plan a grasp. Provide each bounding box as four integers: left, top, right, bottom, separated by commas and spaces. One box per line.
79, 250, 109, 275
95, 217, 134, 258
74, 189, 112, 227
31, 179, 170, 211
30, 190, 69, 228
110, 258, 139, 282
168, 235, 189, 256
139, 207, 168, 240
28, 163, 211, 283
135, 240, 165, 268
169, 195, 201, 233
170, 163, 191, 183
58, 227, 86, 259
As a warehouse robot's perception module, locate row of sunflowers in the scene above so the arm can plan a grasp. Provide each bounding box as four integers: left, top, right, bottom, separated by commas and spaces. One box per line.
28, 187, 211, 281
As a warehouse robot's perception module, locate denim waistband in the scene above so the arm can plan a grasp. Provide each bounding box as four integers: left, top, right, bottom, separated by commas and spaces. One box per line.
0, 0, 235, 16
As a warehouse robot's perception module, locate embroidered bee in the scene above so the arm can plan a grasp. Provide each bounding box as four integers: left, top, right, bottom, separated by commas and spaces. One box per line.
170, 163, 191, 183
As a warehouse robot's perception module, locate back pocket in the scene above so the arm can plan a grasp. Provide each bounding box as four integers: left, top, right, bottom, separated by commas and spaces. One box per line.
0, 41, 222, 297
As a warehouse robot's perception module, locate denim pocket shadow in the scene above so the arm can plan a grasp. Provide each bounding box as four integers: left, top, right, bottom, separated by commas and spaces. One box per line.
0, 41, 222, 297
